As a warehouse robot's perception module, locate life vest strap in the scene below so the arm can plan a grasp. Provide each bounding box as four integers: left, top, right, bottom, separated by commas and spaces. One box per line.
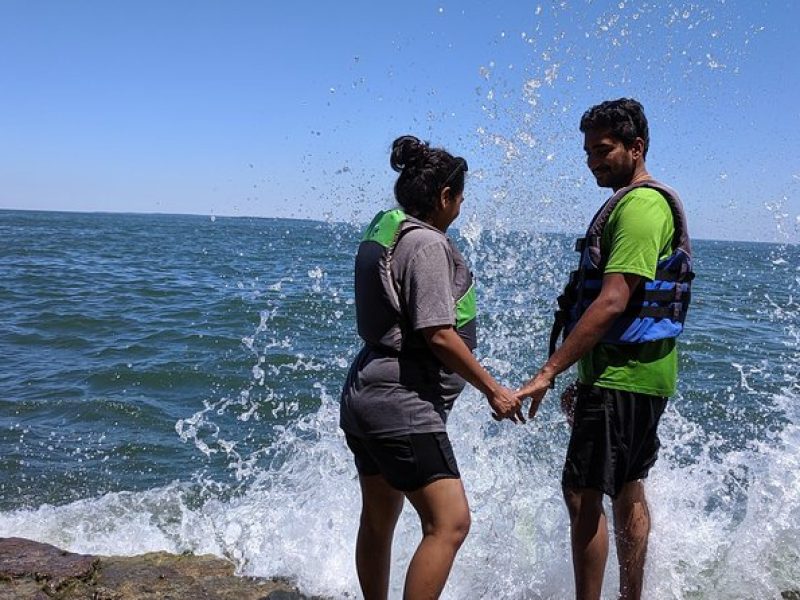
643, 288, 691, 303
575, 286, 691, 307
366, 342, 440, 359
631, 304, 687, 320
578, 269, 690, 286
549, 308, 567, 357
654, 269, 695, 282
365, 342, 401, 357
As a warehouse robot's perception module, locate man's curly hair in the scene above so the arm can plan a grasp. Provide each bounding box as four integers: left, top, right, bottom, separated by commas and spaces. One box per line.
580, 98, 650, 158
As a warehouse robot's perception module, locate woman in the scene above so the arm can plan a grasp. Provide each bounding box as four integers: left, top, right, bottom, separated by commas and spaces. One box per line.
340, 135, 522, 599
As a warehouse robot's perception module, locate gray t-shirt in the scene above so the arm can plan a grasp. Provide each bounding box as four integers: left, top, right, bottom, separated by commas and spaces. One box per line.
340, 218, 468, 437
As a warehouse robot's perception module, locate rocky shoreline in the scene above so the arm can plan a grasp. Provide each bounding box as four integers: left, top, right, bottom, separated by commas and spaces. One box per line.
0, 537, 325, 599
6, 536, 798, 599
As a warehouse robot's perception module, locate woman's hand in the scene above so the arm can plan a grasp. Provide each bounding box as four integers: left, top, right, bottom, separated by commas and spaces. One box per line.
487, 386, 525, 424
422, 325, 525, 424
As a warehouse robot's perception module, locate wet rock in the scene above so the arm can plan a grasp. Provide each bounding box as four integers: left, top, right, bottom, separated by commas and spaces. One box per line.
0, 537, 325, 600
0, 537, 97, 595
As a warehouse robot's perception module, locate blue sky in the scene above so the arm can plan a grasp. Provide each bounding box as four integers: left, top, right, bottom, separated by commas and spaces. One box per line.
1, 0, 797, 242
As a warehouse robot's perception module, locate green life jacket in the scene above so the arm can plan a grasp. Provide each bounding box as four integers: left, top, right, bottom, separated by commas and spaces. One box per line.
355, 209, 477, 354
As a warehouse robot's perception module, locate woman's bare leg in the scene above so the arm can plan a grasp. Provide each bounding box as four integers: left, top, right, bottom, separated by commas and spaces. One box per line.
356, 474, 405, 600
403, 478, 471, 600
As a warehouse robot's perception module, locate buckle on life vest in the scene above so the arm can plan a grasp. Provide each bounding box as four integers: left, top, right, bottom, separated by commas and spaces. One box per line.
671, 303, 682, 320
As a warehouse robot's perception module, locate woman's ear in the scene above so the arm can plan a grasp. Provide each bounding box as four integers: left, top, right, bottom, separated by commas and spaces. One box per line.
439, 186, 451, 210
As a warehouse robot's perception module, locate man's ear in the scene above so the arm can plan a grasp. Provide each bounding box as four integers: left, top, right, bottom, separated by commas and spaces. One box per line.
631, 137, 645, 160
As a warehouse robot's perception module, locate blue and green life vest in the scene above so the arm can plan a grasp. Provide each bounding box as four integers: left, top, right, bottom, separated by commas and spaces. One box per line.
355, 209, 478, 354
549, 180, 694, 355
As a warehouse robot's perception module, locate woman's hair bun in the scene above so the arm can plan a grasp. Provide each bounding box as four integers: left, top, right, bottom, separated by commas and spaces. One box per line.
390, 135, 427, 173
388, 134, 464, 220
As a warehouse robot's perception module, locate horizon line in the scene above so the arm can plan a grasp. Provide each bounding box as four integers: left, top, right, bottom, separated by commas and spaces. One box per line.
0, 206, 793, 246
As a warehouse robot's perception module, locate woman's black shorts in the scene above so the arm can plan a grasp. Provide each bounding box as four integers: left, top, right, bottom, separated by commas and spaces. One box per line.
345, 431, 460, 492
562, 384, 668, 498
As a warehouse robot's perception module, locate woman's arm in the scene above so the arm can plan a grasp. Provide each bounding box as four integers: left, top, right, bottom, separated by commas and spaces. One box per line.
422, 325, 523, 422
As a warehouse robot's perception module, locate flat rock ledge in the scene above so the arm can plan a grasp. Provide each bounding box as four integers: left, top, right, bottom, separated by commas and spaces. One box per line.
0, 537, 325, 600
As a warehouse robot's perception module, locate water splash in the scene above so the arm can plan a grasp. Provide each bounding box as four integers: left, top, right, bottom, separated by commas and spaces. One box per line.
2, 2, 796, 599
3, 230, 798, 599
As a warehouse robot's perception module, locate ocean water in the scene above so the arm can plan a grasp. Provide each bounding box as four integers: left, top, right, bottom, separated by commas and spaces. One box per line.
1, 209, 798, 599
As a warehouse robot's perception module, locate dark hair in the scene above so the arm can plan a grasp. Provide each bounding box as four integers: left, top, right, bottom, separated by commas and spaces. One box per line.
579, 98, 649, 158
389, 135, 467, 219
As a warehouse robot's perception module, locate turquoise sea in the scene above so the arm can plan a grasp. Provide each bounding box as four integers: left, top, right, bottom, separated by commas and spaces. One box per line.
1, 209, 798, 598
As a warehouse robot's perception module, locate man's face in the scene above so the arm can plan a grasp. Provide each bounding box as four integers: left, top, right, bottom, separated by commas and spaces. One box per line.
583, 128, 640, 190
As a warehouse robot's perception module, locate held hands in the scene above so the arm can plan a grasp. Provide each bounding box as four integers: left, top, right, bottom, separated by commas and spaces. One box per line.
487, 368, 573, 424
486, 385, 526, 424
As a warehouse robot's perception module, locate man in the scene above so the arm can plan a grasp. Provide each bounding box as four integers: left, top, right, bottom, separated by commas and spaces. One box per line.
518, 98, 693, 600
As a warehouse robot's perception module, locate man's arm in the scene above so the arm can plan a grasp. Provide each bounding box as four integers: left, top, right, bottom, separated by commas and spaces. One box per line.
518, 271, 642, 418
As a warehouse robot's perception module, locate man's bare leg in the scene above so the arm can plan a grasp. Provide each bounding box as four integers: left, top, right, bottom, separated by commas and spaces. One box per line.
563, 487, 608, 600
403, 478, 471, 600
612, 481, 650, 600
356, 474, 405, 600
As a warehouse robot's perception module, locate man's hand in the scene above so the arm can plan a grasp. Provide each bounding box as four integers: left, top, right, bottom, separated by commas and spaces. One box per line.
487, 386, 525, 424
516, 368, 556, 419
560, 380, 578, 427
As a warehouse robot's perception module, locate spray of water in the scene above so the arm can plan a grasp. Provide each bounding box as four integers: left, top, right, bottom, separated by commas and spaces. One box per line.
2, 2, 797, 599
2, 229, 798, 599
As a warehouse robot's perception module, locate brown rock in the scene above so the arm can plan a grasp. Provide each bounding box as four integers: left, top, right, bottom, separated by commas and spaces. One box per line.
0, 537, 97, 594
0, 537, 326, 600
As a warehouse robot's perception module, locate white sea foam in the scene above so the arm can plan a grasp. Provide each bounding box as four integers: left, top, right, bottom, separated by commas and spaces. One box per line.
3, 230, 798, 599
2, 366, 798, 599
